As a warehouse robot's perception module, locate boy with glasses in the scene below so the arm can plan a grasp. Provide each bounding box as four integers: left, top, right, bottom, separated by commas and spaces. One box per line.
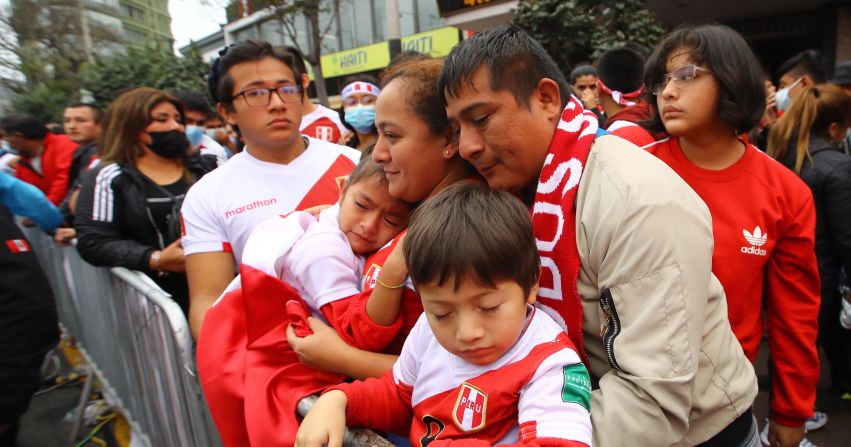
181, 40, 360, 343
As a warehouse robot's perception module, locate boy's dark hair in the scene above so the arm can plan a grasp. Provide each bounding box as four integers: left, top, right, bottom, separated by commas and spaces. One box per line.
284, 45, 308, 76
777, 49, 828, 84
346, 144, 388, 188
404, 183, 540, 297
0, 114, 47, 140
438, 25, 570, 109
597, 47, 645, 93
209, 39, 303, 111
66, 102, 104, 124
644, 23, 765, 135
172, 91, 212, 116
569, 64, 597, 84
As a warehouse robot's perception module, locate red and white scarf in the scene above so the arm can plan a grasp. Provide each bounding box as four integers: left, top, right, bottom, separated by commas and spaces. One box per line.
532, 95, 600, 363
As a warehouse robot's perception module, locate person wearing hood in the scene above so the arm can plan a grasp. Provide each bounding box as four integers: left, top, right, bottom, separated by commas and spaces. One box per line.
74, 87, 217, 315
768, 83, 851, 406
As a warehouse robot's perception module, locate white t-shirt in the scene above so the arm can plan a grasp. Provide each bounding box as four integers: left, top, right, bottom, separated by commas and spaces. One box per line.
299, 104, 347, 143
180, 137, 360, 266
238, 204, 362, 317
196, 134, 229, 166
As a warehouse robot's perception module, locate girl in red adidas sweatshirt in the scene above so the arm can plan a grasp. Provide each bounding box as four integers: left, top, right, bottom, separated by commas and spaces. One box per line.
642, 24, 820, 447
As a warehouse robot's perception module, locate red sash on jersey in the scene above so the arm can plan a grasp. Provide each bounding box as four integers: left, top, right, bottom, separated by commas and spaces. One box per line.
532, 96, 599, 363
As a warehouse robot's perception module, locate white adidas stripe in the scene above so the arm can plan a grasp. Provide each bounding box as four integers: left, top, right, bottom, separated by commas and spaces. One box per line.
93, 164, 121, 222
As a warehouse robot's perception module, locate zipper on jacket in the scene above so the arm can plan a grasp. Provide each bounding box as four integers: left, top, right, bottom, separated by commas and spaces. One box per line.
600, 289, 623, 371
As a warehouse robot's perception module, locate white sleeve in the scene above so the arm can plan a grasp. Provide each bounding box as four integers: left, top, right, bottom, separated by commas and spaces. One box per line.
198, 135, 229, 166
392, 314, 427, 387
517, 349, 593, 445
180, 181, 229, 255
286, 224, 361, 311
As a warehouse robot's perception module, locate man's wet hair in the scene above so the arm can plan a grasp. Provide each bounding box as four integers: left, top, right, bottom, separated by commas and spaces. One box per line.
438, 25, 570, 109
777, 50, 828, 84
209, 39, 303, 111
0, 114, 47, 140
644, 23, 765, 135
66, 103, 104, 124
403, 182, 540, 297
597, 47, 645, 93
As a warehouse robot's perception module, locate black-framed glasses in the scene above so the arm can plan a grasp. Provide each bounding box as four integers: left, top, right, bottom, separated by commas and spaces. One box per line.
652, 64, 710, 95
233, 85, 303, 107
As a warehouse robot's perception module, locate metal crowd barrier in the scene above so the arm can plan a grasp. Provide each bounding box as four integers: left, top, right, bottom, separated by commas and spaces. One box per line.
20, 225, 221, 446
21, 225, 394, 447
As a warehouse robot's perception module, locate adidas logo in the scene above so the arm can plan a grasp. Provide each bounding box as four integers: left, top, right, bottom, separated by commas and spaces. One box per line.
740, 226, 767, 256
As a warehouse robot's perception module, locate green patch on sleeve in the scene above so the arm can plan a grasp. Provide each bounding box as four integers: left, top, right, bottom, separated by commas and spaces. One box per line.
561, 363, 591, 411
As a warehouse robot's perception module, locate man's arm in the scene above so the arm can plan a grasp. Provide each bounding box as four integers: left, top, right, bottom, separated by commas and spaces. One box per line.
187, 251, 235, 339
579, 139, 742, 445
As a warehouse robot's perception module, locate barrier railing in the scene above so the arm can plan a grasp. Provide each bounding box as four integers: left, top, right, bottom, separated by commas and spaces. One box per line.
22, 225, 394, 447
20, 225, 221, 446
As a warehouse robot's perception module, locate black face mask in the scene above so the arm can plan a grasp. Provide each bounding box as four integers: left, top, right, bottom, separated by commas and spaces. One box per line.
146, 130, 189, 159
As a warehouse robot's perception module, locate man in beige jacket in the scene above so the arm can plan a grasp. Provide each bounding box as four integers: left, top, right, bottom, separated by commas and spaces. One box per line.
440, 25, 759, 446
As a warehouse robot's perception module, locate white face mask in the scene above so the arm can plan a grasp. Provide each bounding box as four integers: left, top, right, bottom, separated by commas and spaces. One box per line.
775, 77, 803, 112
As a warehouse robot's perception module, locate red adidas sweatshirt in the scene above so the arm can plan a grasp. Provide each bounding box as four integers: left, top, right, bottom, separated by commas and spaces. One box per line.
646, 137, 820, 426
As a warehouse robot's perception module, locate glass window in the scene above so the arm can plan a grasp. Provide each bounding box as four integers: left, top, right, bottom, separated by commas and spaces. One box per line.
417, 0, 444, 32
344, 0, 372, 47
337, 0, 355, 50
371, 0, 384, 41
318, 6, 338, 53
399, 0, 416, 35
260, 19, 284, 45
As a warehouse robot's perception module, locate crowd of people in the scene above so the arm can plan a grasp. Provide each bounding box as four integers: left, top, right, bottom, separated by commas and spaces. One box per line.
1, 21, 850, 447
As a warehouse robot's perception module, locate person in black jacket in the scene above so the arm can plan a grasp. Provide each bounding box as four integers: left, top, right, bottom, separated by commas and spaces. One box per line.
768, 83, 851, 401
74, 87, 217, 315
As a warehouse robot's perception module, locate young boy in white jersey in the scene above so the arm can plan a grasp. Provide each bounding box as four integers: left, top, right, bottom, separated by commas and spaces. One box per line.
296, 183, 593, 447
198, 150, 413, 447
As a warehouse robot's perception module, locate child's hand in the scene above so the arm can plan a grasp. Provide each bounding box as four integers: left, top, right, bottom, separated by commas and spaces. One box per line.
296, 390, 348, 447
287, 317, 351, 374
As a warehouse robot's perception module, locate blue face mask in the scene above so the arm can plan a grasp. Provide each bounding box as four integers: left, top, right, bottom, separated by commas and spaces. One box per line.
775, 77, 802, 112
204, 127, 224, 140
185, 125, 205, 147
345, 105, 376, 134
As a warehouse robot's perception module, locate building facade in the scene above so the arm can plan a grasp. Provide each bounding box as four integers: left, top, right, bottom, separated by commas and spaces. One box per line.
118, 0, 173, 49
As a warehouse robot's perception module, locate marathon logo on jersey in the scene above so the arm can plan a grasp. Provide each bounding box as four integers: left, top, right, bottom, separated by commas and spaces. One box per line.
363, 264, 381, 290
741, 226, 768, 256
6, 239, 31, 253
223, 198, 278, 219
452, 382, 487, 433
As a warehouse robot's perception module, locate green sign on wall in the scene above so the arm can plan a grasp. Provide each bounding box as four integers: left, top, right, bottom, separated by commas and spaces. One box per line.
320, 41, 393, 79
400, 26, 461, 58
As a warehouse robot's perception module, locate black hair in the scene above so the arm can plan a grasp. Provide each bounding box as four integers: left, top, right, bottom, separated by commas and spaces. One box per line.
597, 47, 645, 93
644, 23, 765, 135
569, 64, 597, 84
208, 39, 304, 111
66, 102, 104, 124
0, 114, 47, 140
777, 50, 828, 84
346, 144, 387, 188
172, 91, 212, 116
438, 25, 570, 109
284, 45, 308, 76
404, 182, 540, 297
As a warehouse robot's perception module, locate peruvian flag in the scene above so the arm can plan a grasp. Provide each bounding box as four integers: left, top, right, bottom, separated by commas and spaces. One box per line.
6, 239, 31, 253
196, 212, 345, 447
453, 383, 487, 432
